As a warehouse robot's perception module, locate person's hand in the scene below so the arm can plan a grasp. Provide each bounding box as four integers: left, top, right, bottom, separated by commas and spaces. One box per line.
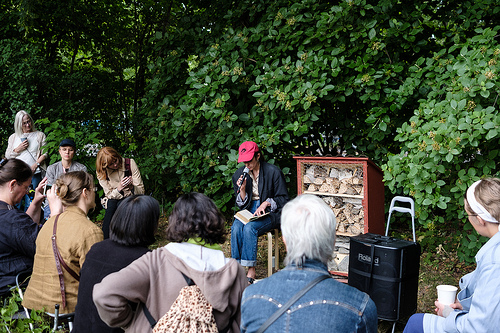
117, 176, 133, 191
32, 177, 47, 205
450, 300, 463, 311
31, 163, 38, 172
47, 185, 63, 216
434, 300, 447, 317
237, 174, 247, 198
15, 140, 29, 153
434, 299, 462, 317
254, 201, 270, 216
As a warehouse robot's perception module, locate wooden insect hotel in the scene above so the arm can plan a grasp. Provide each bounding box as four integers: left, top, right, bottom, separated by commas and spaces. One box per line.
294, 156, 385, 276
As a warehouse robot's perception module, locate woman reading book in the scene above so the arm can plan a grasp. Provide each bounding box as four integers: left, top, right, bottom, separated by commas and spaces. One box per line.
231, 141, 289, 284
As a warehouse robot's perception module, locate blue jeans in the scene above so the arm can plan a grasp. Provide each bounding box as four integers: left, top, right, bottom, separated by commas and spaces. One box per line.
231, 200, 279, 267
403, 313, 424, 333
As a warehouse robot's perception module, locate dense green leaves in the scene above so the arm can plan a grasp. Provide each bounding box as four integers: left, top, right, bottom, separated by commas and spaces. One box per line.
384, 25, 500, 262
2, 0, 500, 263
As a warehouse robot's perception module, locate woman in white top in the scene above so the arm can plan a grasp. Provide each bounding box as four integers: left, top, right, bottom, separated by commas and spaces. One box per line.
5, 110, 47, 210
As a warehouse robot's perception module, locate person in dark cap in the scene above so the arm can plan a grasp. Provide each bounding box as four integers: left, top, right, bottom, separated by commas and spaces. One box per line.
44, 138, 87, 219
231, 141, 289, 284
46, 139, 87, 186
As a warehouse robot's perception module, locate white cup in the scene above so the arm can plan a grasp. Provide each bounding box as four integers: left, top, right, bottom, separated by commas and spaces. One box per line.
436, 285, 458, 305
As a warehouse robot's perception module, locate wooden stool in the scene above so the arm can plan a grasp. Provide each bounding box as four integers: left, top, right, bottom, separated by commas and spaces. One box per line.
267, 229, 280, 277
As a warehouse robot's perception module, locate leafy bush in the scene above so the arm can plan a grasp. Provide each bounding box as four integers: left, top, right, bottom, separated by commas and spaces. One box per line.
1, 292, 53, 332
384, 27, 500, 262
139, 0, 440, 212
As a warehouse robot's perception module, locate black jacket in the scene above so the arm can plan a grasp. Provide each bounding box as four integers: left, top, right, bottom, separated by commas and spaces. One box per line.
232, 161, 289, 224
72, 239, 150, 333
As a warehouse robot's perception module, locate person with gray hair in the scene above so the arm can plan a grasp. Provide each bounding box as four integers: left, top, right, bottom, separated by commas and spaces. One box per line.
240, 194, 377, 333
5, 110, 47, 210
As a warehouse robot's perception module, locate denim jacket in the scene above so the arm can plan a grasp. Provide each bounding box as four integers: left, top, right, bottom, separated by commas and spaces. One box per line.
423, 231, 500, 333
241, 259, 377, 333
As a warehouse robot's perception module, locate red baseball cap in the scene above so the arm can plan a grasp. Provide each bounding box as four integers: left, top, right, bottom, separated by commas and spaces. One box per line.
238, 141, 259, 163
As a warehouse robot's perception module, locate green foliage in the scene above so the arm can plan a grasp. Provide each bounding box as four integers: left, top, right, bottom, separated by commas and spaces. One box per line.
139, 0, 437, 211
138, 0, 500, 263
384, 26, 500, 262
1, 292, 53, 332
3, 0, 500, 264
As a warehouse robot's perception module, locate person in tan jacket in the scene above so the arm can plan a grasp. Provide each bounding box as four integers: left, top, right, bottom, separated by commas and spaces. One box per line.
23, 171, 103, 313
94, 192, 247, 332
96, 147, 144, 239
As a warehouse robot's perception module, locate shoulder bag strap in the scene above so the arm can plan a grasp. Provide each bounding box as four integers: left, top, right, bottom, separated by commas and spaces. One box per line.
125, 158, 131, 173
255, 274, 331, 333
52, 214, 68, 309
51, 214, 81, 308
125, 158, 135, 195
52, 215, 80, 282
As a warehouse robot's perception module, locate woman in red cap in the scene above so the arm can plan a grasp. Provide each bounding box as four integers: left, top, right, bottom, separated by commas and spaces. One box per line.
231, 141, 289, 284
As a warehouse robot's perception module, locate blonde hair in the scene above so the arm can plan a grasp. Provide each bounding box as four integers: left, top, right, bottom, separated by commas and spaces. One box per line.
465, 178, 500, 222
95, 147, 122, 180
14, 110, 36, 136
55, 171, 94, 206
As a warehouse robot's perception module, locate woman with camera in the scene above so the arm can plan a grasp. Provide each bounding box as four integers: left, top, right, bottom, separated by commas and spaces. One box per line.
0, 158, 47, 297
22, 171, 103, 313
95, 147, 144, 238
5, 110, 47, 210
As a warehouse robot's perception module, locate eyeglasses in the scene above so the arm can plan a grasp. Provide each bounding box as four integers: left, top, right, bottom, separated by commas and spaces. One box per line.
22, 120, 32, 125
16, 181, 30, 193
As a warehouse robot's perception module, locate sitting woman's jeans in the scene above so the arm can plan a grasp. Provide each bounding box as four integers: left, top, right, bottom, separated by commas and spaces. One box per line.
403, 313, 424, 333
231, 200, 279, 267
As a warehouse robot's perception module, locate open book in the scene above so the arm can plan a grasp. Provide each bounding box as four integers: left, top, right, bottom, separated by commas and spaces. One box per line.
234, 209, 270, 224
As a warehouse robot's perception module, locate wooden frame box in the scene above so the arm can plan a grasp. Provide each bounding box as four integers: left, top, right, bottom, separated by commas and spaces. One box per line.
294, 156, 385, 275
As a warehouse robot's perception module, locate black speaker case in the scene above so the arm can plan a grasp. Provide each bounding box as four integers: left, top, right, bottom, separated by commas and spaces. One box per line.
348, 233, 421, 321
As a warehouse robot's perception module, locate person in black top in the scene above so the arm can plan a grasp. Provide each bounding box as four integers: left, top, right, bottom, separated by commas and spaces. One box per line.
231, 141, 289, 284
0, 158, 47, 296
72, 194, 159, 333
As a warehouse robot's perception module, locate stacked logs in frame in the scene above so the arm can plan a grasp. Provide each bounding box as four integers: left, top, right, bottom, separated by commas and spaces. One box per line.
303, 164, 364, 236
304, 165, 364, 196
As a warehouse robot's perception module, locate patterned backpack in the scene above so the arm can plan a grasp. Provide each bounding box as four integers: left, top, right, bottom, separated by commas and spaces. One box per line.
142, 273, 220, 333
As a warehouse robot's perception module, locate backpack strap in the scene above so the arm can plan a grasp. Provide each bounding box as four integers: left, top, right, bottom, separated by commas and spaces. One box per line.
255, 274, 331, 333
142, 272, 195, 329
142, 304, 157, 329
182, 273, 194, 286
